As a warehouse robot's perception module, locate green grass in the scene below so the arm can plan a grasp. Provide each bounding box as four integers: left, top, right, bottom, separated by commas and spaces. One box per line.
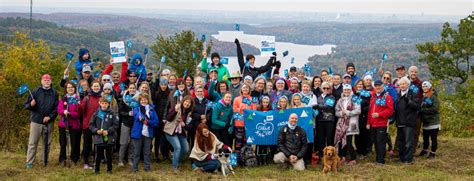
1, 137, 473, 180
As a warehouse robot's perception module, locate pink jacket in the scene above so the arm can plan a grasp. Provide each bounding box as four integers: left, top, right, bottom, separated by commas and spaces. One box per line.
57, 95, 81, 130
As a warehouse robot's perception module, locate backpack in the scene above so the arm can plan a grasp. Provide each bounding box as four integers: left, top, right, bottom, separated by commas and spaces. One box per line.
238, 145, 257, 167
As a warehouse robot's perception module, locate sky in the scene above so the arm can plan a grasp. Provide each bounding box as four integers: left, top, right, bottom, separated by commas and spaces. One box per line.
1, 0, 472, 16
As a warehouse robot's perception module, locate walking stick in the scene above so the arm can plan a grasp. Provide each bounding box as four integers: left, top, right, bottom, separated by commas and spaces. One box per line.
43, 123, 49, 166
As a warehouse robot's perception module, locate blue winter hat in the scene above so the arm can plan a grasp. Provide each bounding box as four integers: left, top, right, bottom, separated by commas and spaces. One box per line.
78, 48, 90, 60
374, 80, 383, 86
159, 78, 169, 85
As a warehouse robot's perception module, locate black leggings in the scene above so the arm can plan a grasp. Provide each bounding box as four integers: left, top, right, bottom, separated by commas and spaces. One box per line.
423, 129, 439, 152
316, 122, 335, 158
59, 128, 81, 163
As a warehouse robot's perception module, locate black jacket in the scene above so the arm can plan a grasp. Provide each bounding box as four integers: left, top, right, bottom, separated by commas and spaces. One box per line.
313, 94, 336, 122
420, 94, 440, 127
118, 93, 134, 127
24, 87, 59, 124
236, 40, 275, 80
191, 98, 213, 130
277, 126, 308, 159
395, 89, 421, 127
89, 109, 119, 145
153, 87, 170, 122
332, 84, 343, 102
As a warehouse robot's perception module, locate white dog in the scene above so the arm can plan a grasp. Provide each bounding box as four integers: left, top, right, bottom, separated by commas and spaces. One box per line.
216, 148, 235, 177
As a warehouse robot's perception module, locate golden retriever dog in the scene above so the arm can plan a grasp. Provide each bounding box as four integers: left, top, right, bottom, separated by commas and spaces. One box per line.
322, 146, 340, 175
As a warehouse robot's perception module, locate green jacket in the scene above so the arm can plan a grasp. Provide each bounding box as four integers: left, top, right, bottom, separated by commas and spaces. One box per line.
420, 94, 440, 127
211, 101, 233, 130
200, 58, 230, 83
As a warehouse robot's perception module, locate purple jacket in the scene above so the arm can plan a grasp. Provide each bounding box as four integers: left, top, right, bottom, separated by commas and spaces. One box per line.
57, 95, 81, 130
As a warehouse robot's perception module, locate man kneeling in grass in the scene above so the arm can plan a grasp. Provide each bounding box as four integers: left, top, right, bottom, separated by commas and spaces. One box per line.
274, 113, 308, 171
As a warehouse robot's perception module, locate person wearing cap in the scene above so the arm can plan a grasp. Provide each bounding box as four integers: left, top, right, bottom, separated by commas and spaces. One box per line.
229, 71, 243, 98
419, 81, 440, 159
151, 77, 172, 161
394, 77, 420, 164
393, 65, 408, 88
346, 62, 360, 86
243, 75, 253, 86
366, 80, 394, 164
60, 64, 95, 89
74, 48, 93, 79
342, 73, 352, 86
271, 77, 292, 109
128, 53, 147, 82
104, 55, 129, 95
102, 82, 119, 117
335, 84, 361, 165
363, 75, 374, 92
235, 38, 278, 80
208, 69, 229, 102
312, 81, 337, 159
101, 74, 112, 86
200, 51, 230, 83
24, 74, 59, 169
332, 74, 343, 101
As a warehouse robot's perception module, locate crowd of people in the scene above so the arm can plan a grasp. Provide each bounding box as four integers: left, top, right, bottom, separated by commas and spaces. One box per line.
23, 39, 440, 174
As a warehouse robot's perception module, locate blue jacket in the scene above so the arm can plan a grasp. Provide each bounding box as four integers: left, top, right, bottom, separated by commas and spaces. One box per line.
129, 54, 147, 81
74, 48, 93, 77
131, 104, 159, 139
351, 74, 360, 86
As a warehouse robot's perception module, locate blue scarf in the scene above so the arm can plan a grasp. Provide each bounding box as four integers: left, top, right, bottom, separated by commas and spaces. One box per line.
288, 123, 296, 130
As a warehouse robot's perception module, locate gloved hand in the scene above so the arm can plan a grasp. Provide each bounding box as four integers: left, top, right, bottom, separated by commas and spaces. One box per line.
275, 61, 281, 68
234, 38, 240, 44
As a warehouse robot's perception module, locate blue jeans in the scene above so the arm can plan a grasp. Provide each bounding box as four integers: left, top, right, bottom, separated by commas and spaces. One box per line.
165, 134, 189, 169
194, 159, 221, 172
397, 126, 414, 163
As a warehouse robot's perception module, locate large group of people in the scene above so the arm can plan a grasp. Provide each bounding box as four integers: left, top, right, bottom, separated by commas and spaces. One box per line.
23, 38, 440, 174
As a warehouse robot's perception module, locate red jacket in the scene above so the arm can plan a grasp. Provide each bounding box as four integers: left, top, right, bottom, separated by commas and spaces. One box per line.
367, 91, 394, 128
79, 94, 101, 130
104, 62, 129, 94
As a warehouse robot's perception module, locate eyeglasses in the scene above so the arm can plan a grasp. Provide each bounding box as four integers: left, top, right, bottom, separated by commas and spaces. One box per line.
129, 75, 137, 78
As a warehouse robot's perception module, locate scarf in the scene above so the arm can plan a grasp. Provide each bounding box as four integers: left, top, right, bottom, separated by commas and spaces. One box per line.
288, 123, 296, 130
89, 89, 102, 97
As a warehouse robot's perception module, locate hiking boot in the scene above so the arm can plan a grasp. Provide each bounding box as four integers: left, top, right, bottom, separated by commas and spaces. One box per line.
418, 150, 428, 157
428, 152, 436, 159
118, 161, 124, 167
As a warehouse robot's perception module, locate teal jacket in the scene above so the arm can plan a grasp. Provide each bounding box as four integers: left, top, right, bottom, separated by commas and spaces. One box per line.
200, 58, 230, 83
211, 101, 233, 130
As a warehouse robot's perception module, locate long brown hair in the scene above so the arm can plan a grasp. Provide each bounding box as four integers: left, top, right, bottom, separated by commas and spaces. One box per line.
195, 123, 214, 152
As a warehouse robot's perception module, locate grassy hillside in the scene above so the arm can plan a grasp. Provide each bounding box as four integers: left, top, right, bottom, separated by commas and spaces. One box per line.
1, 137, 472, 180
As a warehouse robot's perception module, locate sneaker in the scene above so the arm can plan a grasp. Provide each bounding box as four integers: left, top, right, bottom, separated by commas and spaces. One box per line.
118, 161, 124, 167
128, 161, 133, 166
428, 152, 436, 159
419, 150, 428, 157
26, 163, 33, 169
84, 164, 93, 170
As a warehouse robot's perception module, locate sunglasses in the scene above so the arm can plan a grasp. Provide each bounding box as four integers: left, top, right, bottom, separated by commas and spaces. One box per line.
323, 87, 330, 90
103, 79, 110, 81
383, 77, 390, 80
129, 75, 137, 78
